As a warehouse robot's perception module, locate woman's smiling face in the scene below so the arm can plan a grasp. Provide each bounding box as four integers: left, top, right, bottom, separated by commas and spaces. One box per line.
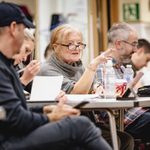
51, 24, 86, 64
55, 32, 84, 64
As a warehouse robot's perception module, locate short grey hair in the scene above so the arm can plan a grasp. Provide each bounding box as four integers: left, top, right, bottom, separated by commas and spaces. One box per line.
108, 22, 136, 45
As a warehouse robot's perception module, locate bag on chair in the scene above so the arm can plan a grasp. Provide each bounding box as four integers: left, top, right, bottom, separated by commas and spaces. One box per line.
137, 85, 150, 97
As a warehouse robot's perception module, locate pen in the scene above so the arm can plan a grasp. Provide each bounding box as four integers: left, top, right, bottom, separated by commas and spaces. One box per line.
17, 61, 42, 74
17, 68, 26, 74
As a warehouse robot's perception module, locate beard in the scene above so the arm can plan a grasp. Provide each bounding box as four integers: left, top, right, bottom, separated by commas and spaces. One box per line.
121, 55, 132, 64
122, 58, 131, 64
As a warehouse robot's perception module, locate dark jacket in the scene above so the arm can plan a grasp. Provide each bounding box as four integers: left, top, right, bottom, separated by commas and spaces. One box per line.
0, 52, 48, 142
14, 63, 32, 93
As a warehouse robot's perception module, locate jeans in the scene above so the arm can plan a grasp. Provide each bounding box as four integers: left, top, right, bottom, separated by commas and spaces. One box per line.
82, 111, 134, 150
1, 116, 112, 150
125, 110, 150, 141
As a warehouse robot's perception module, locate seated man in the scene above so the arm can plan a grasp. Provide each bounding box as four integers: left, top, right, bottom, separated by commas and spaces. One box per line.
101, 27, 150, 142
0, 2, 111, 150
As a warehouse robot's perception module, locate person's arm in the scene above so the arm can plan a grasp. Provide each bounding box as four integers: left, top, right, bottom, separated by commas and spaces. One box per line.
39, 55, 107, 94
70, 54, 107, 94
0, 68, 48, 134
0, 68, 80, 135
71, 49, 115, 94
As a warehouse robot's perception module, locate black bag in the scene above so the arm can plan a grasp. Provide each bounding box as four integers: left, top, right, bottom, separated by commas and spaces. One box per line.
137, 85, 150, 97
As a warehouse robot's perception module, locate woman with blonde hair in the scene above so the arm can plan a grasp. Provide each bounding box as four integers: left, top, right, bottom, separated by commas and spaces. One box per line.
13, 28, 40, 92
39, 24, 107, 94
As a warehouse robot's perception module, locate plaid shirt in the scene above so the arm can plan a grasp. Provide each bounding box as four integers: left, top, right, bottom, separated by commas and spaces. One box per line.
113, 62, 149, 128
124, 107, 149, 128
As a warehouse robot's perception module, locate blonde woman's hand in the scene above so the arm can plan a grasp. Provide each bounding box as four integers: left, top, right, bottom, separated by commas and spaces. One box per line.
20, 60, 40, 85
88, 53, 108, 72
88, 48, 116, 71
100, 48, 116, 58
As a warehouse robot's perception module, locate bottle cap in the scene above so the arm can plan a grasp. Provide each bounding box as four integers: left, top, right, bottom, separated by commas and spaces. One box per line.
126, 64, 132, 68
106, 59, 113, 67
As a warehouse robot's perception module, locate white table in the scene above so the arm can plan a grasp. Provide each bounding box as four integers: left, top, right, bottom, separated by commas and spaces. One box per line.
27, 97, 150, 150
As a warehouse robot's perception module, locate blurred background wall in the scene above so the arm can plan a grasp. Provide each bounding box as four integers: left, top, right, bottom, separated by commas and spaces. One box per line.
1, 0, 150, 67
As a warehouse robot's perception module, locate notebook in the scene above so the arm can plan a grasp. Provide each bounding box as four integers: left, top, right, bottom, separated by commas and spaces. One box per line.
29, 76, 63, 102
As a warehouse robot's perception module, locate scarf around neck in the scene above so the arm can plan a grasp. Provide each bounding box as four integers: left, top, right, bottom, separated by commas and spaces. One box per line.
49, 53, 84, 77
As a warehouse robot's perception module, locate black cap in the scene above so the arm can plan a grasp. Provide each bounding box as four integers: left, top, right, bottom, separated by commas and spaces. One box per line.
0, 2, 34, 28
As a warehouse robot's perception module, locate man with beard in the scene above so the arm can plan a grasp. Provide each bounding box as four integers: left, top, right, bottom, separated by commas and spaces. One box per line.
96, 22, 138, 149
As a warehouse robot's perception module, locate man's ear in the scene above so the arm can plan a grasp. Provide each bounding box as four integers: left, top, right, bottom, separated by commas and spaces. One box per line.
114, 40, 122, 50
9, 21, 17, 37
137, 47, 144, 55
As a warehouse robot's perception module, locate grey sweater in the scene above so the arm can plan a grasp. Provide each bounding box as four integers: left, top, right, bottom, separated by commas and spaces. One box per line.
39, 53, 85, 93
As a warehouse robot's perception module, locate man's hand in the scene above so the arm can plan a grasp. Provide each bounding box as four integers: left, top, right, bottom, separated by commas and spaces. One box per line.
45, 91, 80, 122
43, 91, 66, 114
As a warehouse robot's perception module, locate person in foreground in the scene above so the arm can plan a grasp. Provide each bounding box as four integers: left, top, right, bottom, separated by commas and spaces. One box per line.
39, 23, 134, 149
0, 2, 112, 150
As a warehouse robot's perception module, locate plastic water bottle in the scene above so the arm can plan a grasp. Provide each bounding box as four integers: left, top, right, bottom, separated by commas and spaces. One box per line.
96, 64, 104, 85
123, 65, 134, 83
104, 60, 116, 99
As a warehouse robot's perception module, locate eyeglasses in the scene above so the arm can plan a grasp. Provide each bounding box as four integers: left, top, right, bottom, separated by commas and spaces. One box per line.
25, 48, 32, 55
56, 43, 86, 51
121, 40, 138, 47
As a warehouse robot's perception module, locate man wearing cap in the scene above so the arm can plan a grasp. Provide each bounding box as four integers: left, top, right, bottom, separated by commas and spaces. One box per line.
0, 2, 112, 150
